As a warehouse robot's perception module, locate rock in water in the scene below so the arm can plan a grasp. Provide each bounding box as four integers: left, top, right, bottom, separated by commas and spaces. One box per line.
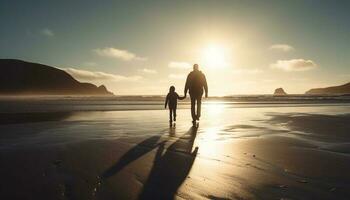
273, 88, 287, 96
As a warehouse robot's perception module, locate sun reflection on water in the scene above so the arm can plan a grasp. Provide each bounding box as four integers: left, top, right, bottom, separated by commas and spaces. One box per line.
196, 126, 222, 156
204, 102, 225, 116
195, 102, 228, 156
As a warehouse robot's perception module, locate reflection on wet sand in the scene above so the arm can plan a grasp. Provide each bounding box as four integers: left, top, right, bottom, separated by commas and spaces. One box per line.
0, 112, 72, 125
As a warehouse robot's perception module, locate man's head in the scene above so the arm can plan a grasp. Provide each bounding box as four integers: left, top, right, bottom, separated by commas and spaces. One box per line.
193, 64, 199, 71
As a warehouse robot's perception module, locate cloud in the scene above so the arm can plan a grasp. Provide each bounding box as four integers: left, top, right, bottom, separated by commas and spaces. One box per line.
83, 62, 98, 67
139, 68, 157, 74
270, 59, 317, 71
94, 47, 147, 61
168, 73, 186, 79
269, 44, 294, 52
62, 68, 142, 82
168, 61, 191, 69
262, 79, 276, 83
40, 28, 54, 37
232, 68, 263, 74
339, 74, 350, 77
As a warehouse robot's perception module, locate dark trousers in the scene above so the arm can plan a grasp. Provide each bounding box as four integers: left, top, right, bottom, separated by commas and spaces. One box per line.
190, 95, 202, 121
169, 108, 176, 122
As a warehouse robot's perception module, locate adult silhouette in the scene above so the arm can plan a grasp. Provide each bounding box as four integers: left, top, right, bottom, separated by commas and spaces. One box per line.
184, 64, 208, 124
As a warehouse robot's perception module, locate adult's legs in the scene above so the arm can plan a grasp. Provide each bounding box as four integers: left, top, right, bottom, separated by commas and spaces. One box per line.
196, 96, 202, 120
190, 96, 196, 121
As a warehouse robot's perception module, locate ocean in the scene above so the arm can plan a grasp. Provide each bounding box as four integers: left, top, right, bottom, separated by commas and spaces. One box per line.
0, 95, 350, 113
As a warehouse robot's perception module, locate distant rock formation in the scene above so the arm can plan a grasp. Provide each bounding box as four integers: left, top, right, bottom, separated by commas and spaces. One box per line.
305, 82, 350, 95
273, 88, 287, 96
0, 59, 114, 95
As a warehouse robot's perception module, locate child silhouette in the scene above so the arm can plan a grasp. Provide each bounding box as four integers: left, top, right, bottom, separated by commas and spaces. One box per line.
165, 86, 185, 124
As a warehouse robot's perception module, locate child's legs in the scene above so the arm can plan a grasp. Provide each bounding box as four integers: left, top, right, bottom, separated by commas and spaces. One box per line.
170, 108, 176, 121
169, 109, 173, 121
173, 108, 177, 121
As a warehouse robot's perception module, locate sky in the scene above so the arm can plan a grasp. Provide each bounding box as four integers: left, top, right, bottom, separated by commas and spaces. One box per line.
1, 0, 349, 95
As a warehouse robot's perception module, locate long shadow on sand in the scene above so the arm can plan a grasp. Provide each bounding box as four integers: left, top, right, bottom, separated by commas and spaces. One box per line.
138, 126, 198, 200
101, 130, 168, 179
101, 126, 198, 199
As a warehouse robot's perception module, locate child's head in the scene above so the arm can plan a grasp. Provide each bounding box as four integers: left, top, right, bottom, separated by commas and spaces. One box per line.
169, 86, 175, 93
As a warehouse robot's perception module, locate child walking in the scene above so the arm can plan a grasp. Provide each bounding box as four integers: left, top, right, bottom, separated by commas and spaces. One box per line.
165, 86, 185, 124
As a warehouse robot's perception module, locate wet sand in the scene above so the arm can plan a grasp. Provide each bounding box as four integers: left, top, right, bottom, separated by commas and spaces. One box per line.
1, 105, 350, 199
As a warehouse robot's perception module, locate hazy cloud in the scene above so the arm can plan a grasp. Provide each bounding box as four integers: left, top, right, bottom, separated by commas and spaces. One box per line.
94, 47, 147, 61
168, 73, 186, 79
139, 68, 157, 74
40, 28, 54, 37
63, 68, 142, 82
270, 59, 317, 71
168, 61, 191, 69
262, 79, 276, 83
83, 62, 98, 67
269, 44, 294, 52
339, 74, 350, 77
232, 68, 263, 74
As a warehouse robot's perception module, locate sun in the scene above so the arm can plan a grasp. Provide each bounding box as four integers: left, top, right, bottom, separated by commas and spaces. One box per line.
200, 44, 229, 69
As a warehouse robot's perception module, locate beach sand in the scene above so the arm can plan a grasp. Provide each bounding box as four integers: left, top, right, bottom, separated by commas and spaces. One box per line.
1, 104, 350, 199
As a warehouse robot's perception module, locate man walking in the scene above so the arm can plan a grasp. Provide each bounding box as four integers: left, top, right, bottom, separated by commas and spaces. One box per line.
184, 64, 208, 124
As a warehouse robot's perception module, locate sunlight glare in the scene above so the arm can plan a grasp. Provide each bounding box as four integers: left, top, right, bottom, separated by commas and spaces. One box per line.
205, 102, 225, 116
195, 126, 221, 156
201, 44, 230, 69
